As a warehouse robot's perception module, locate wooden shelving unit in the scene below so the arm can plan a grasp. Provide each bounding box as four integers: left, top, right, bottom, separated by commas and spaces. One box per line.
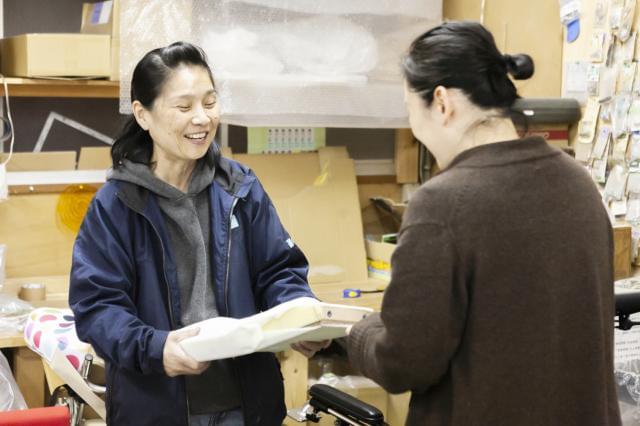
0, 77, 119, 98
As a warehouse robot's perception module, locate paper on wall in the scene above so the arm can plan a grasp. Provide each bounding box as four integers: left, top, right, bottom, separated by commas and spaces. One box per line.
592, 125, 612, 159
620, 32, 637, 62
599, 65, 619, 102
629, 99, 640, 132
590, 31, 607, 62
628, 172, 640, 193
613, 134, 631, 162
612, 94, 632, 138
592, 148, 610, 183
611, 0, 625, 30
563, 61, 589, 103
594, 0, 608, 29
618, 63, 637, 93
578, 97, 601, 142
588, 63, 602, 97
604, 164, 628, 200
619, 0, 637, 42
612, 197, 629, 216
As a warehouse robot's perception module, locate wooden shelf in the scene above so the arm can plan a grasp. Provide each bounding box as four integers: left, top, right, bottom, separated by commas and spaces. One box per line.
0, 77, 119, 98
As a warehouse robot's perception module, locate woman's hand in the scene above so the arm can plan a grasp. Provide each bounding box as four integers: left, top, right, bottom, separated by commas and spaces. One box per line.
163, 327, 210, 377
291, 340, 331, 358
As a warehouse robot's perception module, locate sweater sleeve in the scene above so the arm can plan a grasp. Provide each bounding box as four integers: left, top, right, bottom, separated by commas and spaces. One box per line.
347, 221, 468, 394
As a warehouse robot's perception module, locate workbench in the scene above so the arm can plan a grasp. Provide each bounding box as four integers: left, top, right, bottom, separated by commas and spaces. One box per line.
0, 275, 403, 423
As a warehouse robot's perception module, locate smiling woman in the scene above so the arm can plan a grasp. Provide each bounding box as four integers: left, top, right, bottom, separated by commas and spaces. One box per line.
132, 64, 219, 192
68, 42, 323, 426
111, 42, 220, 192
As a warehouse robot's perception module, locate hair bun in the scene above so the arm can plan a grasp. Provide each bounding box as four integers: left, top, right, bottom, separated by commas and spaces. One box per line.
503, 53, 534, 80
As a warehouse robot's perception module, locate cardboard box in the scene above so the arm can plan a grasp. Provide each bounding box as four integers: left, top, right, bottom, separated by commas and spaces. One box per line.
110, 36, 120, 81
81, 0, 119, 37
81, 1, 120, 80
1, 34, 111, 78
365, 239, 395, 281
235, 147, 368, 285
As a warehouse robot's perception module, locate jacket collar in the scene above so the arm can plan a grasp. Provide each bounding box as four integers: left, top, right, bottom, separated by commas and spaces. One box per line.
112, 156, 255, 212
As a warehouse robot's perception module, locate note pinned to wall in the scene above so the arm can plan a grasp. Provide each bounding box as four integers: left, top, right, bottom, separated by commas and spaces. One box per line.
563, 60, 589, 104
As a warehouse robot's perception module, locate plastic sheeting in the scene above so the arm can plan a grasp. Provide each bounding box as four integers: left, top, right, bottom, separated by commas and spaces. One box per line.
119, 0, 442, 127
615, 278, 640, 424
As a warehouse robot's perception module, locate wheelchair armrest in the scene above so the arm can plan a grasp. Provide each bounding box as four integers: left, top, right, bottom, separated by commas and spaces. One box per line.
308, 383, 384, 424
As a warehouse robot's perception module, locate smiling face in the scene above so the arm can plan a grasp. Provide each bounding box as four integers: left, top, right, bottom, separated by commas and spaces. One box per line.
133, 64, 219, 169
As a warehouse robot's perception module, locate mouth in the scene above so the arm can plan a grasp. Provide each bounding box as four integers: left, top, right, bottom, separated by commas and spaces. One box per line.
184, 131, 209, 144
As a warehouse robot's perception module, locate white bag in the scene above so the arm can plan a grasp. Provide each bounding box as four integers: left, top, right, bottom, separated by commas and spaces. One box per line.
0, 350, 27, 411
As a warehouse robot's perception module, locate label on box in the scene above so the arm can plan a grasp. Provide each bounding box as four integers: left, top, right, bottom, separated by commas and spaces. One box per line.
91, 1, 113, 25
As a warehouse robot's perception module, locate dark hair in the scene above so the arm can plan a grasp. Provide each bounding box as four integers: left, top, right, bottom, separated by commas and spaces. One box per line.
402, 21, 534, 113
111, 41, 220, 169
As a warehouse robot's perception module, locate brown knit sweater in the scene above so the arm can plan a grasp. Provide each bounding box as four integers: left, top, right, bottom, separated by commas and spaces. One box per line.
348, 137, 621, 425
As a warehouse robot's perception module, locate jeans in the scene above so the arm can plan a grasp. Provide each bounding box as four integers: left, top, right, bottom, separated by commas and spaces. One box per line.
190, 408, 244, 426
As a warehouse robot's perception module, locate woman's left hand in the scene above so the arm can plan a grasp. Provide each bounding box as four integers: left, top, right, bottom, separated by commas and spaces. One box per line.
291, 340, 331, 358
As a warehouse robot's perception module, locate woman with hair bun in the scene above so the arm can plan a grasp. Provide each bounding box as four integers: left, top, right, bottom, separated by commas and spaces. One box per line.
347, 21, 620, 426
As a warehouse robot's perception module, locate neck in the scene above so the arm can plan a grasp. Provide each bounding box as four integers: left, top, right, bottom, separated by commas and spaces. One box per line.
439, 116, 519, 168
152, 156, 197, 192
459, 117, 519, 150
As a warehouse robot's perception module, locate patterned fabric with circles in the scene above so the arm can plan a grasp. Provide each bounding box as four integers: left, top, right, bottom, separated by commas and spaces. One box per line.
24, 307, 91, 371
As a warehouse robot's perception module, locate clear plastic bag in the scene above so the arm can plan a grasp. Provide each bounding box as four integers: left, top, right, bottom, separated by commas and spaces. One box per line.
119, 0, 442, 128
0, 293, 33, 335
615, 308, 640, 424
0, 350, 27, 411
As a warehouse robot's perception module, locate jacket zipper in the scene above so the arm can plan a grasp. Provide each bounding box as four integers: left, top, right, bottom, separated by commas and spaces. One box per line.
224, 197, 239, 316
126, 202, 190, 426
225, 196, 247, 424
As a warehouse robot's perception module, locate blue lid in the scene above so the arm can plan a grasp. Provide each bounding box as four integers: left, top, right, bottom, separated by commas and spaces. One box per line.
566, 19, 580, 43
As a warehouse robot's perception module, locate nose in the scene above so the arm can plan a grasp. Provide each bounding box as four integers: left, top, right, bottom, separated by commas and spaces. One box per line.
191, 105, 210, 125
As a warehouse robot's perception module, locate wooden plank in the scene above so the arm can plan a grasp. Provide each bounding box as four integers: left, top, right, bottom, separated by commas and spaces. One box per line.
311, 280, 386, 311
356, 175, 397, 185
0, 77, 119, 98
614, 224, 633, 280
279, 349, 309, 425
386, 392, 411, 425
394, 129, 419, 184
0, 334, 26, 348
78, 147, 112, 170
0, 194, 75, 278
2, 151, 76, 171
443, 0, 562, 98
13, 347, 46, 408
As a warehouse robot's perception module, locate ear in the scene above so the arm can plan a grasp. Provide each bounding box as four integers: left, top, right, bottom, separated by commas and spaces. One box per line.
132, 100, 150, 131
432, 86, 454, 125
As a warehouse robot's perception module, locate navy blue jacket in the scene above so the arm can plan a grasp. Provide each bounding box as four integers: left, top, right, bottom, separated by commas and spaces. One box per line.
69, 157, 314, 426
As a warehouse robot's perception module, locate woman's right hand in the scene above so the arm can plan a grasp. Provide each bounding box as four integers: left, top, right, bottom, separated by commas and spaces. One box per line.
163, 327, 210, 377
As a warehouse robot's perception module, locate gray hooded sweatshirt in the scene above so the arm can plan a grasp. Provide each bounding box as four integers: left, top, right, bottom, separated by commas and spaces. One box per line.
110, 159, 241, 415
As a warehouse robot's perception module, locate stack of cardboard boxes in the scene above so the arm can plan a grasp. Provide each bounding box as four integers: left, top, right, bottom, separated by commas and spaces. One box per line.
0, 0, 119, 80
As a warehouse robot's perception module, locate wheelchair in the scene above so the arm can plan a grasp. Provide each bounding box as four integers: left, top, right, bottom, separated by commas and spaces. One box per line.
288, 382, 386, 425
